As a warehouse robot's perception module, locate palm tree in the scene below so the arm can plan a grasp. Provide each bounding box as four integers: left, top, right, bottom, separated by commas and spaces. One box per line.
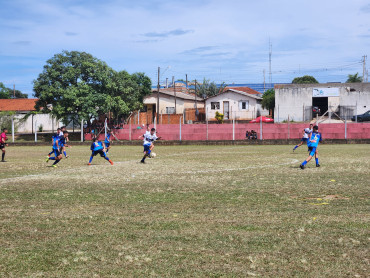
346, 73, 363, 83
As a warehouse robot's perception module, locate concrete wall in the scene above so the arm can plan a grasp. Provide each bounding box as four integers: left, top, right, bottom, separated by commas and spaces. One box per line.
15, 113, 62, 133
86, 123, 370, 141
205, 92, 267, 120
274, 83, 370, 122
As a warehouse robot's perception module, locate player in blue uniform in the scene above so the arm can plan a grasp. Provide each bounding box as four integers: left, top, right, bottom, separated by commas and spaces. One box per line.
300, 125, 322, 169
139, 127, 161, 163
47, 128, 61, 157
293, 123, 313, 152
46, 132, 63, 167
88, 138, 113, 165
104, 131, 112, 153
59, 126, 69, 158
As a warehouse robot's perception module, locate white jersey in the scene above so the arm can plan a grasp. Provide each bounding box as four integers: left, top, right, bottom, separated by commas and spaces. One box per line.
143, 131, 158, 146
59, 131, 64, 137
303, 128, 312, 139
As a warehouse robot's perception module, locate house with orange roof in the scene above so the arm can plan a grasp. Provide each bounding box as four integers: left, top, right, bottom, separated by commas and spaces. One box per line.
205, 87, 269, 121
0, 99, 61, 133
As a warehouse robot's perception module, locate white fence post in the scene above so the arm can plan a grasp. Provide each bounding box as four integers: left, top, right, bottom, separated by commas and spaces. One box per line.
81, 119, 84, 142
259, 116, 263, 140
232, 119, 235, 141
129, 118, 132, 141
206, 107, 208, 141
35, 120, 38, 142
105, 118, 107, 138
288, 115, 290, 139
179, 116, 182, 141
11, 115, 15, 143
345, 119, 347, 140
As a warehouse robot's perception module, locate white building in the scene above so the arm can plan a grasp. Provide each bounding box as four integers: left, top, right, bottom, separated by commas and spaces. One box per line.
0, 99, 61, 133
274, 83, 370, 122
205, 87, 269, 121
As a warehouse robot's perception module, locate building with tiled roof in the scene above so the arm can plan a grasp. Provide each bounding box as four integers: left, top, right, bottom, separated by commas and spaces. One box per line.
0, 99, 37, 112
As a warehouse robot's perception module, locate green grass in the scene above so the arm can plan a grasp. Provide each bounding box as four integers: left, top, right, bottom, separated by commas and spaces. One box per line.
0, 144, 369, 277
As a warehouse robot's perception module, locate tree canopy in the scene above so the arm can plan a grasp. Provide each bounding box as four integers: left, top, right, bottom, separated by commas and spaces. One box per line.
261, 89, 275, 116
292, 75, 319, 84
346, 73, 362, 83
33, 50, 151, 124
0, 82, 28, 99
195, 78, 227, 98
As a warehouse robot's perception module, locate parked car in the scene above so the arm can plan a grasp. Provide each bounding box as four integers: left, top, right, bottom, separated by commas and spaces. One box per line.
312, 106, 321, 114
249, 116, 274, 123
351, 110, 370, 122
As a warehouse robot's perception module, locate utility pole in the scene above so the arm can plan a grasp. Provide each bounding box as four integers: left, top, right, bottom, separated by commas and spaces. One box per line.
13, 84, 15, 98
157, 67, 160, 124
165, 77, 168, 88
173, 76, 176, 114
263, 69, 266, 93
186, 74, 188, 90
363, 55, 367, 82
269, 39, 272, 85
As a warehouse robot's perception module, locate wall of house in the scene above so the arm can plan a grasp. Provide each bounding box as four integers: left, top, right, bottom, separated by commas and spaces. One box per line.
274, 83, 370, 122
144, 95, 204, 114
205, 92, 265, 120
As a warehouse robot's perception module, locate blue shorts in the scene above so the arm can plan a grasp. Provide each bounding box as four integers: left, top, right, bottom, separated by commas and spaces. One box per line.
92, 150, 106, 157
308, 147, 317, 156
143, 144, 151, 152
53, 149, 61, 157
301, 138, 308, 142
105, 143, 110, 148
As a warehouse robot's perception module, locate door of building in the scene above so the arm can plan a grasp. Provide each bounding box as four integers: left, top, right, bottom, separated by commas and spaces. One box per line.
223, 101, 229, 120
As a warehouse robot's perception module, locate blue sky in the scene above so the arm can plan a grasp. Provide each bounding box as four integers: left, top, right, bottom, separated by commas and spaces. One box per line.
0, 0, 369, 96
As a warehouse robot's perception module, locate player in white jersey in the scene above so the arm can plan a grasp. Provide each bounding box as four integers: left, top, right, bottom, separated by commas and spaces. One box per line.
139, 127, 161, 163
293, 123, 313, 152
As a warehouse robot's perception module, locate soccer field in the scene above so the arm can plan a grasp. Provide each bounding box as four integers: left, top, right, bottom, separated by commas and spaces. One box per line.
0, 144, 369, 277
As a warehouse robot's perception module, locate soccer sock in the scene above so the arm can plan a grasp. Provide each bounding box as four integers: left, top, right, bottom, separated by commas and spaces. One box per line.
148, 150, 151, 156
315, 158, 319, 165
63, 151, 67, 157
106, 149, 109, 153
89, 156, 93, 163
2, 152, 5, 161
48, 151, 53, 155
104, 156, 110, 161
293, 145, 299, 150
301, 160, 308, 166
49, 157, 56, 160
53, 159, 60, 165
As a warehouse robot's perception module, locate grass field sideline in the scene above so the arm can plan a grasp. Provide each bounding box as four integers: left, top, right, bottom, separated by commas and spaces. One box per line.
0, 145, 369, 277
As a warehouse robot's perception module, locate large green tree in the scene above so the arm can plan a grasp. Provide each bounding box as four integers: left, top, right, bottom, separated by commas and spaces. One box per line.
0, 82, 28, 99
33, 50, 151, 124
261, 89, 275, 116
292, 75, 319, 84
346, 72, 362, 83
195, 78, 227, 98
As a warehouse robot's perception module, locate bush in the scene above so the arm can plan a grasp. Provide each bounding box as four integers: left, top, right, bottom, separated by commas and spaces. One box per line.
0, 112, 17, 132
38, 124, 43, 132
215, 111, 224, 124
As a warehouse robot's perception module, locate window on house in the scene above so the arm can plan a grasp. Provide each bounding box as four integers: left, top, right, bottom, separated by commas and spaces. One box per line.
211, 102, 220, 110
239, 101, 249, 110
166, 107, 175, 114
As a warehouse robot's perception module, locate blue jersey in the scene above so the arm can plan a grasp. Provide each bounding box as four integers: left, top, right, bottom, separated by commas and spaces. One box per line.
91, 141, 104, 152
104, 134, 111, 144
307, 132, 322, 148
52, 136, 60, 150
59, 135, 66, 147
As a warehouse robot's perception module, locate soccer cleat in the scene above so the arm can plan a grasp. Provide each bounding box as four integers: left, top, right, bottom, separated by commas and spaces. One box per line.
65, 155, 69, 158
52, 164, 57, 168
140, 160, 145, 164
109, 160, 114, 165
1, 160, 6, 162
316, 164, 320, 167
300, 164, 305, 170
88, 163, 91, 165
48, 154, 51, 158
46, 157, 49, 163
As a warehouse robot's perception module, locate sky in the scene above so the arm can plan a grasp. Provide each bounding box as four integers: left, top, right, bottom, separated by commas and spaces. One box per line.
0, 0, 369, 96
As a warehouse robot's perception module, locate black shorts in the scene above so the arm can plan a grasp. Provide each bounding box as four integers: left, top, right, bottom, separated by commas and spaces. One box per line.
0, 143, 5, 150
92, 150, 106, 157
